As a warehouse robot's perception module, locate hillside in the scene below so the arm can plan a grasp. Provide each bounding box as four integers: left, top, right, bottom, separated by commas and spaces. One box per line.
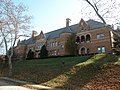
1, 53, 120, 90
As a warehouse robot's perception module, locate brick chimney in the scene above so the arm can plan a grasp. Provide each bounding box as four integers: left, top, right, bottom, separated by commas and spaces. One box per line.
32, 31, 35, 38
66, 18, 71, 27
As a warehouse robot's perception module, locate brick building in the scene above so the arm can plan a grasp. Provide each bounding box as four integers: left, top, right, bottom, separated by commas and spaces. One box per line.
14, 18, 120, 59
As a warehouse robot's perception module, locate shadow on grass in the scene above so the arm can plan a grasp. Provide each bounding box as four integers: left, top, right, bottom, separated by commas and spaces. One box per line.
11, 56, 91, 84
54, 54, 118, 90
1, 54, 119, 90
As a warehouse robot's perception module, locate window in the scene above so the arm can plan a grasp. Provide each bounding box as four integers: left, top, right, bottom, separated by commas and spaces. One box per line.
61, 44, 64, 48
76, 36, 80, 44
97, 47, 101, 53
81, 36, 85, 42
86, 34, 91, 42
38, 44, 43, 49
97, 34, 105, 40
53, 42, 55, 47
81, 22, 83, 26
50, 42, 52, 47
97, 46, 106, 53
55, 42, 58, 46
81, 47, 86, 54
54, 51, 57, 56
102, 47, 105, 52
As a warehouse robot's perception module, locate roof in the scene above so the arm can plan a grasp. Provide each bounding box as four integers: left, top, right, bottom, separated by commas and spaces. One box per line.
19, 19, 106, 45
19, 38, 36, 45
86, 19, 105, 29
45, 24, 78, 40
45, 19, 106, 39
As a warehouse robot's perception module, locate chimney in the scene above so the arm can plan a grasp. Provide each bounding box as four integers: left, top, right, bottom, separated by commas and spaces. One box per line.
66, 18, 71, 27
32, 31, 35, 38
32, 30, 37, 38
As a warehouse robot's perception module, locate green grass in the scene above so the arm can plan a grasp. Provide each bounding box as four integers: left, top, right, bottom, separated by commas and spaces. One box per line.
12, 56, 90, 83
114, 56, 120, 65
1, 53, 120, 89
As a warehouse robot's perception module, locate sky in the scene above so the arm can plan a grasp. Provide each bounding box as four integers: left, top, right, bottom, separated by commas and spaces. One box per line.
1, 0, 120, 54
13, 0, 120, 35
13, 0, 88, 34
1, 0, 86, 54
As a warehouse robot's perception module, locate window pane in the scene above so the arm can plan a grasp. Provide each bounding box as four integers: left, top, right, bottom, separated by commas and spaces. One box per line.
97, 34, 104, 40
97, 47, 101, 53
102, 47, 105, 52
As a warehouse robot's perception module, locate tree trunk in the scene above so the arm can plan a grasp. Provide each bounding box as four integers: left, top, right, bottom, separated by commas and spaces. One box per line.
7, 47, 14, 77
8, 56, 12, 77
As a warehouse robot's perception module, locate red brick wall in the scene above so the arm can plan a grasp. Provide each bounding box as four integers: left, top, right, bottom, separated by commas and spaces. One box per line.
77, 27, 112, 54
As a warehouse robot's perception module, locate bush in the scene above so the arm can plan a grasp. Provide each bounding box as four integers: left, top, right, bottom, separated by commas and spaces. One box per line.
40, 45, 48, 59
27, 49, 34, 60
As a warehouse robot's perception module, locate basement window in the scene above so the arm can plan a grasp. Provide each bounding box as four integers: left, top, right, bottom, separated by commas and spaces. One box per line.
97, 46, 106, 53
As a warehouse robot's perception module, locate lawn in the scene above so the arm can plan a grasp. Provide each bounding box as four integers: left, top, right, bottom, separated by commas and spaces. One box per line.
12, 56, 90, 84
1, 53, 120, 89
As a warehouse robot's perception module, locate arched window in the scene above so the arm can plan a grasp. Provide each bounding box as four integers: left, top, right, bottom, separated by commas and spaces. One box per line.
81, 36, 85, 42
81, 47, 85, 54
86, 34, 91, 42
76, 36, 80, 44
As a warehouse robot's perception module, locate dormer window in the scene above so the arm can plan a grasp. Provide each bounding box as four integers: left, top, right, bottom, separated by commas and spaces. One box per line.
81, 27, 84, 31
81, 22, 83, 26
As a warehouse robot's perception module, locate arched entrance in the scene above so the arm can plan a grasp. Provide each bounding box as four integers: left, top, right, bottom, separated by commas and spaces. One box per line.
80, 47, 86, 55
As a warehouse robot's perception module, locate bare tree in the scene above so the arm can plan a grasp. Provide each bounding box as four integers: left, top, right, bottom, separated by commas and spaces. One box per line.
84, 0, 106, 24
83, 0, 120, 25
0, 0, 31, 76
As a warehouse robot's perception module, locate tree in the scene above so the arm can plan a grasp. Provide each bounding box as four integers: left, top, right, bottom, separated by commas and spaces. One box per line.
84, 0, 106, 24
40, 45, 48, 58
65, 34, 77, 55
27, 49, 34, 59
83, 0, 120, 25
113, 33, 120, 55
0, 0, 31, 76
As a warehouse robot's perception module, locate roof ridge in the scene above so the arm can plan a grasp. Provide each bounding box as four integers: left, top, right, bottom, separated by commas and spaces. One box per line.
45, 24, 78, 34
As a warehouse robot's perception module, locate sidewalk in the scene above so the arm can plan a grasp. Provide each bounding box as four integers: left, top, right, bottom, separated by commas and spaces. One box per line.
0, 77, 61, 90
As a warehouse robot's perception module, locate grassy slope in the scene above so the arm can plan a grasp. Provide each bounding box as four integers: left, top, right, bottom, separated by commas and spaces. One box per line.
13, 56, 90, 84
2, 54, 120, 89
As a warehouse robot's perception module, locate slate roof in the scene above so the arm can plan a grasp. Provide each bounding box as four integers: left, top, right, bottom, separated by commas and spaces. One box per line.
45, 24, 78, 40
19, 38, 36, 45
86, 19, 105, 29
19, 19, 106, 45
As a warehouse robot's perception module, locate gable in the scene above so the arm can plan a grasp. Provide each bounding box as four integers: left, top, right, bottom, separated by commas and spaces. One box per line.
77, 18, 90, 32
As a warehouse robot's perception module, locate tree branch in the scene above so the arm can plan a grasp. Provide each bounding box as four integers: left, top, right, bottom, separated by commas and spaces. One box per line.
84, 0, 106, 24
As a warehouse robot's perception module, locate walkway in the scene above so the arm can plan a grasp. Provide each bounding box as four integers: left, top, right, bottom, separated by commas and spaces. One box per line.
0, 79, 32, 90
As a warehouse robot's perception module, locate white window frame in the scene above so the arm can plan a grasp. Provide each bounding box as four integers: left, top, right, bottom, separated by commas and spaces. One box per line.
97, 46, 106, 53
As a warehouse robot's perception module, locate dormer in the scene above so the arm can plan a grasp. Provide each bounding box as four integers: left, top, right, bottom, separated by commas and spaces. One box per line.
77, 18, 90, 32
